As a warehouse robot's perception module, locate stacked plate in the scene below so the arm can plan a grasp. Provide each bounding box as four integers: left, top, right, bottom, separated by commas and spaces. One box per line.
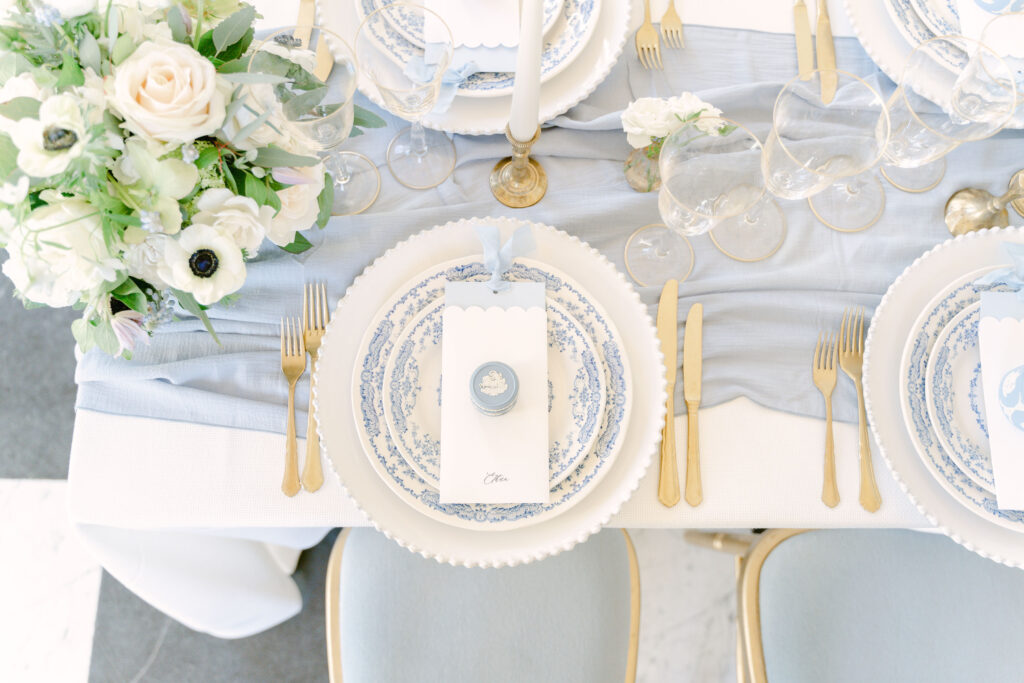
316, 0, 630, 134
865, 226, 1024, 568
844, 0, 1024, 128
314, 217, 665, 565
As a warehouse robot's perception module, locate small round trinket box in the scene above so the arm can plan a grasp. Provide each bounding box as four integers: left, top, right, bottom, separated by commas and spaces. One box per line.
470, 362, 519, 416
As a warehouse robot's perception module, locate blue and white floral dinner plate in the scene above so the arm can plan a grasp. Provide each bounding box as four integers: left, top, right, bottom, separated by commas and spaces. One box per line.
351, 256, 631, 531
382, 297, 606, 489
926, 302, 994, 491
898, 265, 1024, 531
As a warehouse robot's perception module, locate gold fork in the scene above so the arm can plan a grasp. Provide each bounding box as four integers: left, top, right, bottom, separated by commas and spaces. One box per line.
302, 282, 329, 492
635, 0, 663, 69
812, 331, 839, 508
839, 307, 882, 512
660, 0, 684, 49
281, 317, 306, 497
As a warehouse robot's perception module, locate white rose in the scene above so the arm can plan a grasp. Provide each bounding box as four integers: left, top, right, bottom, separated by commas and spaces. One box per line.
191, 188, 273, 252
267, 165, 325, 246
667, 93, 724, 134
111, 41, 228, 145
11, 94, 89, 177
2, 199, 121, 307
125, 233, 175, 288
0, 73, 46, 106
621, 97, 679, 149
50, 0, 95, 18
160, 223, 246, 305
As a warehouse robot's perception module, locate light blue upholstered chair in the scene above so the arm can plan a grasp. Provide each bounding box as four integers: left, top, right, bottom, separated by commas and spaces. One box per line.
325, 528, 639, 683
737, 529, 1024, 683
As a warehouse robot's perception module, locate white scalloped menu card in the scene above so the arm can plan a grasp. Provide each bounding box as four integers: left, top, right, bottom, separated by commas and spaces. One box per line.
425, 0, 519, 48
439, 281, 549, 504
979, 292, 1024, 511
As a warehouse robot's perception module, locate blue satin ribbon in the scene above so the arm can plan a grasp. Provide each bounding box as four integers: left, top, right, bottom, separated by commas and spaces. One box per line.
476, 225, 535, 292
974, 242, 1024, 301
403, 54, 478, 113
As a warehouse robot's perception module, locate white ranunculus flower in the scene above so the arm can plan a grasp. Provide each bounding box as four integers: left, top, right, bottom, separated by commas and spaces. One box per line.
2, 199, 121, 307
267, 164, 325, 246
160, 223, 246, 306
50, 0, 95, 19
0, 72, 46, 106
111, 41, 228, 145
191, 188, 273, 253
125, 233, 175, 288
11, 94, 89, 177
0, 175, 28, 204
668, 93, 724, 135
621, 97, 679, 149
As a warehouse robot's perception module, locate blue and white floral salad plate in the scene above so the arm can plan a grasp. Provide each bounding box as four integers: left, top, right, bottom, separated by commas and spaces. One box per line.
351, 255, 631, 531
898, 265, 1024, 531
352, 0, 601, 98
382, 297, 606, 489
908, 0, 959, 37
926, 303, 994, 491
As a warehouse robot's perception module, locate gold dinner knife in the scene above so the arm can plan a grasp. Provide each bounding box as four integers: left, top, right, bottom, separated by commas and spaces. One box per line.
794, 0, 814, 80
295, 0, 332, 82
657, 279, 680, 507
683, 303, 703, 507
817, 0, 837, 103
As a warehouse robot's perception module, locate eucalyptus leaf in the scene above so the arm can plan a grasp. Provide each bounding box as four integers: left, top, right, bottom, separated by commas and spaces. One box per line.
315, 172, 331, 228
168, 5, 188, 43
281, 231, 312, 254
282, 86, 326, 120
171, 289, 221, 344
212, 4, 255, 54
252, 146, 318, 168
106, 0, 119, 53
219, 71, 289, 85
0, 97, 40, 121
0, 53, 34, 82
0, 136, 18, 179
56, 52, 85, 88
78, 32, 101, 74
111, 34, 137, 65
353, 105, 386, 129
231, 106, 272, 146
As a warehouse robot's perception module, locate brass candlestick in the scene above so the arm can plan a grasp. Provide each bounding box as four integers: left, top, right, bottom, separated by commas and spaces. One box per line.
490, 125, 547, 208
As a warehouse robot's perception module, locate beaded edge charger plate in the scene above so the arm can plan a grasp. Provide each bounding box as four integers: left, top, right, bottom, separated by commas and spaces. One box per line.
382, 295, 607, 489
314, 217, 665, 566
866, 226, 1024, 572
350, 256, 631, 532
926, 303, 994, 490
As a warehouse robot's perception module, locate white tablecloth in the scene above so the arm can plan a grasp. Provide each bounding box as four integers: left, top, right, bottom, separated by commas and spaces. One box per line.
68, 0, 928, 638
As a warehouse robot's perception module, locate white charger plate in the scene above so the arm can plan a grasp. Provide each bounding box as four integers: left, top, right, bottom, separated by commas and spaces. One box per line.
926, 302, 994, 490
317, 0, 629, 133
315, 217, 664, 565
381, 294, 607, 489
865, 226, 1024, 570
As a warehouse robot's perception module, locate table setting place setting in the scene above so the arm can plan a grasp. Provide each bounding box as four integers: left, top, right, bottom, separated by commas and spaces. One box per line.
7, 0, 1024, 636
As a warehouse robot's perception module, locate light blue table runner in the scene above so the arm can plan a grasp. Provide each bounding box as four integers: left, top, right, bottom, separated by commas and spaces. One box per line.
74, 27, 1024, 433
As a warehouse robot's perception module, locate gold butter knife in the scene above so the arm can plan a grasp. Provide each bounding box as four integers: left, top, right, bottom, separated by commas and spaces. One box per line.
817, 0, 837, 103
295, 0, 332, 82
656, 279, 680, 507
794, 0, 814, 80
683, 303, 703, 507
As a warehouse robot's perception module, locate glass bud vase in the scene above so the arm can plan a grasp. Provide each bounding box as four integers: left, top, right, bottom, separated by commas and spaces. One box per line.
624, 144, 662, 192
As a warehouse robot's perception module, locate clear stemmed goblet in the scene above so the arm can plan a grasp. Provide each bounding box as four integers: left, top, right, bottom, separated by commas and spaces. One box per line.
881, 35, 1016, 193
623, 116, 786, 284
763, 70, 891, 233
248, 26, 380, 216
981, 11, 1024, 110
355, 3, 455, 190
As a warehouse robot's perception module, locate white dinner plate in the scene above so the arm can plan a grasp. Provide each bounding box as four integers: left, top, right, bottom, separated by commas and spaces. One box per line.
866, 226, 1024, 570
314, 217, 665, 565
317, 0, 629, 133
926, 302, 994, 491
908, 0, 959, 36
382, 295, 607, 489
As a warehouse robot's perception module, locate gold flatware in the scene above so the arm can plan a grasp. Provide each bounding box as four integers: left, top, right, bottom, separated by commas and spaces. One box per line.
656, 279, 681, 507
794, 0, 814, 79
302, 282, 330, 492
683, 302, 703, 507
281, 317, 306, 497
816, 0, 837, 103
812, 331, 839, 508
839, 307, 881, 512
294, 1, 332, 82
660, 0, 684, 49
635, 0, 663, 70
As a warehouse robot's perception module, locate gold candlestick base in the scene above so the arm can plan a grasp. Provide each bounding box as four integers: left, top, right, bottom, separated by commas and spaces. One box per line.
490, 126, 547, 208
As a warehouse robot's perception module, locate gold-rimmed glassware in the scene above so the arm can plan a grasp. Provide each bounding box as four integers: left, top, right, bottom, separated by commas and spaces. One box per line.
248, 26, 380, 216
355, 2, 456, 190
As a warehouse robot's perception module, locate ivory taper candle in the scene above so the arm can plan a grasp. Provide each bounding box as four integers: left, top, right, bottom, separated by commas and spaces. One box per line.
508, 0, 543, 142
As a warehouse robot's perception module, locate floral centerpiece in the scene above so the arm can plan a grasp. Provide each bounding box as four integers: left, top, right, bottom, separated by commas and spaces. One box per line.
620, 92, 723, 192
0, 0, 384, 356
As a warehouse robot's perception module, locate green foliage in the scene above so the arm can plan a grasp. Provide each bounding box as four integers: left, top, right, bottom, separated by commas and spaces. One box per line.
72, 316, 120, 355
252, 146, 319, 168
281, 231, 312, 253
315, 173, 331, 228
56, 52, 85, 88
212, 6, 254, 54
353, 106, 386, 129
0, 97, 40, 121
172, 289, 221, 344
110, 278, 147, 313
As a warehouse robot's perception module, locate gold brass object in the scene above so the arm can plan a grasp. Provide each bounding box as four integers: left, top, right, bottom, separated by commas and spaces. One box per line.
816, 0, 837, 103
945, 172, 1024, 236
793, 0, 814, 80
812, 332, 840, 508
682, 303, 704, 507
1010, 170, 1024, 219
280, 317, 306, 497
656, 279, 681, 507
490, 126, 547, 208
839, 307, 881, 512
634, 0, 663, 69
660, 0, 684, 49
302, 282, 330, 492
